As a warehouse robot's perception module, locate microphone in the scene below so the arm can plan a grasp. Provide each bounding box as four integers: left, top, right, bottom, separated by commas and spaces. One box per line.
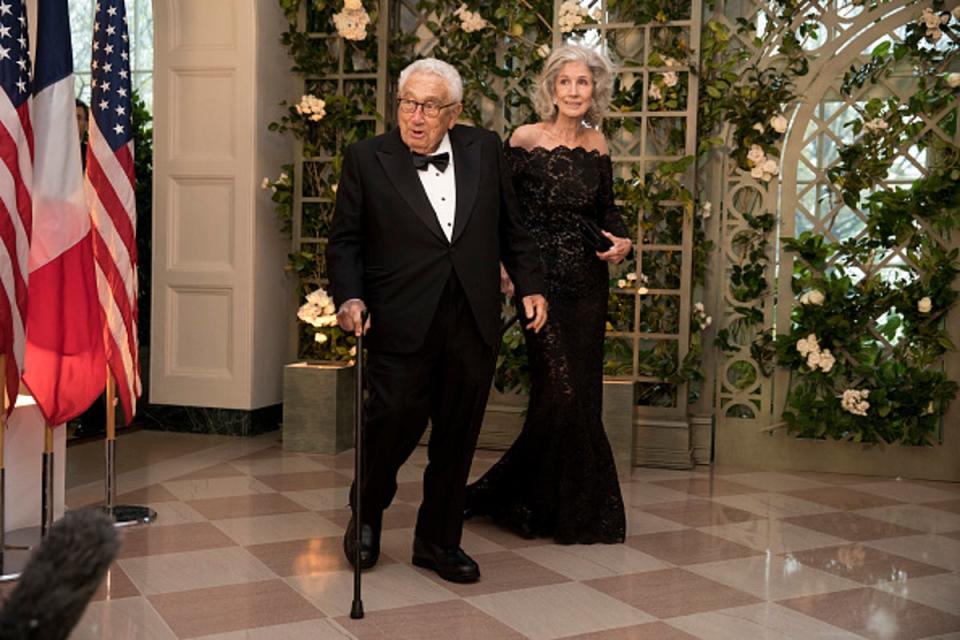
0, 509, 121, 640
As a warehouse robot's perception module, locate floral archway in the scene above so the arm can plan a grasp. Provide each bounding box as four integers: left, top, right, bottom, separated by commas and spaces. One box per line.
266, 0, 960, 473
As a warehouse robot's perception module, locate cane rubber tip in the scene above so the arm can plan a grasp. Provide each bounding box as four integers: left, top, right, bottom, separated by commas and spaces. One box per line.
350, 601, 364, 619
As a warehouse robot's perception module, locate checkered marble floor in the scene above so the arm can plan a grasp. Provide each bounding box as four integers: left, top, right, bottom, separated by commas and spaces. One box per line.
50, 432, 960, 639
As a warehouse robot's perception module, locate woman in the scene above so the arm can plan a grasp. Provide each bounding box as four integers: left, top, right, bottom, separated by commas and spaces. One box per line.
465, 45, 631, 544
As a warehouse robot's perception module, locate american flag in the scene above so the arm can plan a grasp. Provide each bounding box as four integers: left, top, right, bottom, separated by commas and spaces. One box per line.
0, 0, 33, 414
86, 0, 140, 423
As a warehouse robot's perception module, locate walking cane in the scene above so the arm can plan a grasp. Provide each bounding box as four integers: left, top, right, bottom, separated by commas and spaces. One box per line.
350, 310, 368, 620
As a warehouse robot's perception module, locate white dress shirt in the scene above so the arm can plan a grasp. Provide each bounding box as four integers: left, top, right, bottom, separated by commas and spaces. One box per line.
416, 133, 457, 242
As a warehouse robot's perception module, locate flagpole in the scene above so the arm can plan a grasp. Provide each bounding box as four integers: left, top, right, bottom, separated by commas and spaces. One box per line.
101, 370, 155, 528
39, 423, 55, 537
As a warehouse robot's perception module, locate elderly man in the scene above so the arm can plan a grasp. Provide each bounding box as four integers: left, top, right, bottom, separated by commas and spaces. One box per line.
326, 58, 546, 583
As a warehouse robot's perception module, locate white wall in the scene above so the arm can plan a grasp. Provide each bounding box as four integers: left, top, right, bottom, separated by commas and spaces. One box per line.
150, 0, 294, 410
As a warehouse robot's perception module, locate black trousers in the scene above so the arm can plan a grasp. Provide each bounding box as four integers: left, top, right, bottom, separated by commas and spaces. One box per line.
354, 273, 497, 547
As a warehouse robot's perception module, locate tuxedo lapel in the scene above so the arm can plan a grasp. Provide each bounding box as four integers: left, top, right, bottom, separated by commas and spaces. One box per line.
450, 126, 481, 244
376, 129, 447, 243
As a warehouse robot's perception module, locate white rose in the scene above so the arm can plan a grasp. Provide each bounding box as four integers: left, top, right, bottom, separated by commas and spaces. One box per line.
663, 56, 679, 68
918, 296, 932, 313
694, 302, 704, 312
649, 83, 662, 101
924, 12, 940, 29
806, 351, 822, 369
662, 71, 678, 87
331, 183, 339, 194
947, 73, 960, 88
315, 332, 329, 344
863, 118, 887, 132
751, 166, 765, 179
537, 44, 551, 59
626, 272, 638, 281
807, 289, 825, 305
746, 144, 766, 166
701, 201, 712, 219
261, 177, 271, 190
770, 114, 788, 133
278, 172, 290, 185
761, 158, 779, 175
818, 349, 835, 373
636, 287, 649, 295
617, 279, 627, 288
752, 122, 765, 133
344, 0, 362, 9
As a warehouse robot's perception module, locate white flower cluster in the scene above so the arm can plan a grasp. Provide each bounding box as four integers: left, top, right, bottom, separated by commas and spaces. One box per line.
700, 201, 712, 219
455, 4, 488, 32
841, 389, 870, 416
616, 272, 651, 295
537, 44, 551, 59
693, 302, 712, 330
863, 118, 888, 134
770, 114, 788, 133
648, 70, 679, 103
918, 296, 932, 313
920, 7, 950, 42
260, 172, 290, 193
796, 333, 836, 373
297, 288, 338, 345
296, 94, 326, 122
558, 1, 588, 32
333, 0, 370, 41
948, 73, 960, 89
746, 144, 779, 182
799, 289, 825, 306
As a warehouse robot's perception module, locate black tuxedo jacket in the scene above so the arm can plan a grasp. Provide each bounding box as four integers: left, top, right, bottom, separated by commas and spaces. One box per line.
326, 125, 544, 353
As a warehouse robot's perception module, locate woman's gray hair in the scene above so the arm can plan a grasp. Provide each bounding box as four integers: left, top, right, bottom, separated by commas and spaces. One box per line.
532, 45, 614, 127
398, 58, 464, 103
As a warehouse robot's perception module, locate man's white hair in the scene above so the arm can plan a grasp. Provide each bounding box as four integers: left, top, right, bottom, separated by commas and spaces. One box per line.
398, 58, 464, 103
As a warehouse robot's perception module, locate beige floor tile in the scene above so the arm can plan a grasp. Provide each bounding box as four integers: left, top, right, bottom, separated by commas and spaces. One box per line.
254, 470, 354, 492
246, 535, 396, 577
847, 480, 960, 504
168, 462, 246, 482
377, 526, 506, 563
321, 502, 421, 531
783, 487, 902, 511
891, 573, 960, 616
287, 562, 458, 617
621, 482, 693, 506
627, 468, 707, 482
685, 554, 861, 601
212, 511, 343, 546
91, 564, 141, 602
784, 512, 921, 541
118, 522, 237, 559
711, 493, 841, 520
559, 621, 699, 640
228, 446, 299, 462
639, 499, 762, 528
785, 471, 886, 486
856, 503, 960, 535
515, 542, 670, 581
585, 568, 761, 618
866, 534, 960, 572
283, 486, 352, 511
119, 546, 276, 595
193, 619, 351, 640
414, 550, 572, 597
626, 510, 691, 537
115, 483, 180, 505
626, 529, 761, 566
336, 599, 524, 640
463, 518, 555, 549
227, 455, 330, 475
779, 587, 960, 640
393, 481, 424, 504
792, 543, 949, 586
928, 498, 960, 515
187, 493, 309, 520
668, 602, 862, 639
720, 471, 832, 493
467, 581, 655, 640
162, 476, 276, 501
650, 478, 762, 498
701, 518, 848, 554
70, 596, 177, 640
148, 579, 323, 638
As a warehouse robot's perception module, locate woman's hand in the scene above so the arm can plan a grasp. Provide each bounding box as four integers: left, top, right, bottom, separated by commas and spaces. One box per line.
596, 232, 632, 264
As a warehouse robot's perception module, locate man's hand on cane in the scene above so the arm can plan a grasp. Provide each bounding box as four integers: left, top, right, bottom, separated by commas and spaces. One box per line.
337, 299, 371, 336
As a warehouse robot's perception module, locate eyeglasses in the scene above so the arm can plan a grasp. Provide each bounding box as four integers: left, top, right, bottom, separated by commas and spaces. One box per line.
397, 98, 457, 118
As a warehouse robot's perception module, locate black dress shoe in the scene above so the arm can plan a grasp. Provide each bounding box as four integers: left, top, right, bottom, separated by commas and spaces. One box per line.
343, 516, 380, 570
412, 536, 480, 583
463, 479, 493, 520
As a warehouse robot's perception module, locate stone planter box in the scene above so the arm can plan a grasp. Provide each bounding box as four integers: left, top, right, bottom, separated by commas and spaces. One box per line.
282, 362, 355, 454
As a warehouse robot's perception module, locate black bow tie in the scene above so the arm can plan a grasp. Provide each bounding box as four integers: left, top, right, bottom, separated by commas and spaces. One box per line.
412, 151, 449, 173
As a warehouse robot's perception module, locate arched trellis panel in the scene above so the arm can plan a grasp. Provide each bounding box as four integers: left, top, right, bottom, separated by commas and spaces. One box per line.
713, 0, 960, 480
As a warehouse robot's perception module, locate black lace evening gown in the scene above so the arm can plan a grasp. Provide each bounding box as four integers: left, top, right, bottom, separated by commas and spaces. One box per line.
466, 144, 627, 544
